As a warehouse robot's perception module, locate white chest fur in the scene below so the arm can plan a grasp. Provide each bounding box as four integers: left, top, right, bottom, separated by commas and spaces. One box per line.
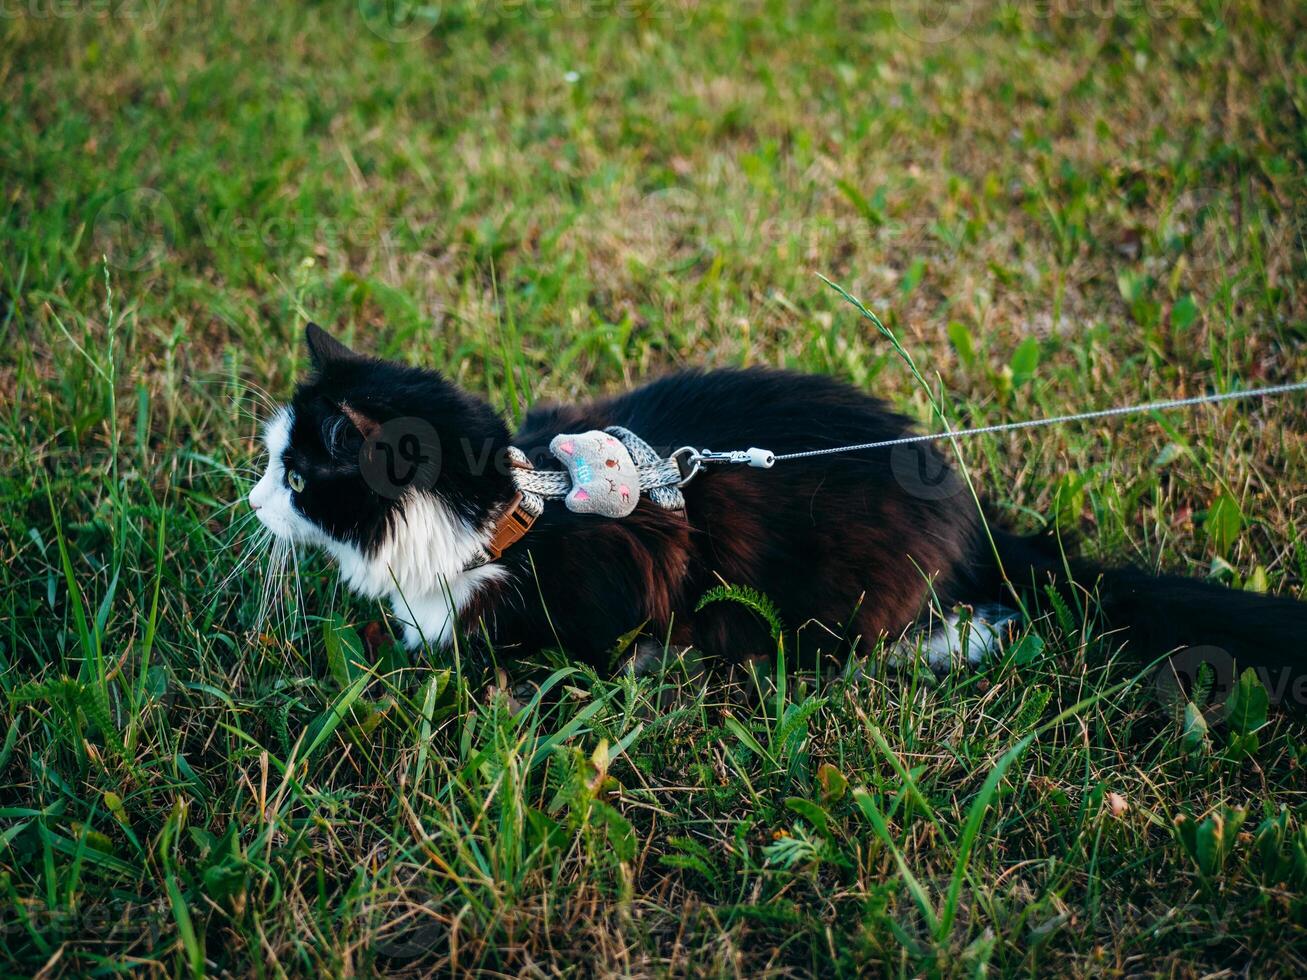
323, 492, 506, 650
387, 565, 506, 649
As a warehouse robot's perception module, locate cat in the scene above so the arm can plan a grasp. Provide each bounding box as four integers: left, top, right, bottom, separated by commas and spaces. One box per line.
248, 324, 1307, 703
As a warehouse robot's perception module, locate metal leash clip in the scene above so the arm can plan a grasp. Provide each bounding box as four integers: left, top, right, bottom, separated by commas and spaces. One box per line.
671, 446, 775, 486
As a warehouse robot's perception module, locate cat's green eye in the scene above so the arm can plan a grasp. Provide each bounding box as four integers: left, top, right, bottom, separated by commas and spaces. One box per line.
287, 470, 305, 493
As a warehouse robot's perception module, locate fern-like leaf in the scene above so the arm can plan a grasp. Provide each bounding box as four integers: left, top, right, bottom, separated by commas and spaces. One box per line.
1043, 583, 1077, 635
78, 681, 126, 759
695, 583, 784, 641
773, 697, 827, 751
1011, 687, 1052, 733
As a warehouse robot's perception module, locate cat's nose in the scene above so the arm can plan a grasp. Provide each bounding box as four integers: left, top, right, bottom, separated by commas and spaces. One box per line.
249, 501, 261, 511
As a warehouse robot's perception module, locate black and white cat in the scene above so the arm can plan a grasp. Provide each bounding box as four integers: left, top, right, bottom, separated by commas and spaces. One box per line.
249, 324, 1306, 687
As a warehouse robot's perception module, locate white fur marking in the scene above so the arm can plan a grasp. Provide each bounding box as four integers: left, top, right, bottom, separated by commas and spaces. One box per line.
391, 564, 507, 650
249, 408, 327, 545
891, 605, 1019, 672
323, 491, 507, 650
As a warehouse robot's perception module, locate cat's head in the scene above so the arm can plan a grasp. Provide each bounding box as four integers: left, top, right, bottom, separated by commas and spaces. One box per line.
248, 324, 514, 596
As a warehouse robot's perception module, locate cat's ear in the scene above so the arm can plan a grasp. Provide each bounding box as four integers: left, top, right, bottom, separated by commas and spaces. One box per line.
305, 322, 358, 369
338, 401, 381, 441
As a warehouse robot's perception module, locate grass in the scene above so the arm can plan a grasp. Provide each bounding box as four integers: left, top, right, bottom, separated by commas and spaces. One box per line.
3, 0, 1307, 974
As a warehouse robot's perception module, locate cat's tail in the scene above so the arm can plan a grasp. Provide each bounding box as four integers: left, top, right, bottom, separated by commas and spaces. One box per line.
988, 529, 1307, 707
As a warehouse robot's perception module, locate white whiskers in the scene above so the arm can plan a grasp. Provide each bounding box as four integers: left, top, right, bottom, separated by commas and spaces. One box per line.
253, 537, 291, 639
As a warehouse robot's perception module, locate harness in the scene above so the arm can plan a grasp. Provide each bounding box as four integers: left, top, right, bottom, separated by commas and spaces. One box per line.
472, 426, 689, 565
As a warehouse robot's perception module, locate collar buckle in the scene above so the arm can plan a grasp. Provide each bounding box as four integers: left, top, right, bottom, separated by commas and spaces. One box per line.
484, 492, 537, 560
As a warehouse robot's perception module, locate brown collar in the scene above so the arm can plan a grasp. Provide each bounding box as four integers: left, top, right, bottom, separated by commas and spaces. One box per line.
483, 492, 537, 561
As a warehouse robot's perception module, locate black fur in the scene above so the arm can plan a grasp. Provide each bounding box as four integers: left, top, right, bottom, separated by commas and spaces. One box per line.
285, 326, 1307, 693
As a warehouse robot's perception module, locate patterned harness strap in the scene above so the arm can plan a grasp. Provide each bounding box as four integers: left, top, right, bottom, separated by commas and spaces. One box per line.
508, 426, 685, 515
605, 426, 686, 511
469, 427, 686, 567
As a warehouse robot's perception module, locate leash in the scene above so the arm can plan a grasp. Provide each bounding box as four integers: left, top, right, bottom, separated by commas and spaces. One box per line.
471, 378, 1303, 565
673, 379, 1307, 484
